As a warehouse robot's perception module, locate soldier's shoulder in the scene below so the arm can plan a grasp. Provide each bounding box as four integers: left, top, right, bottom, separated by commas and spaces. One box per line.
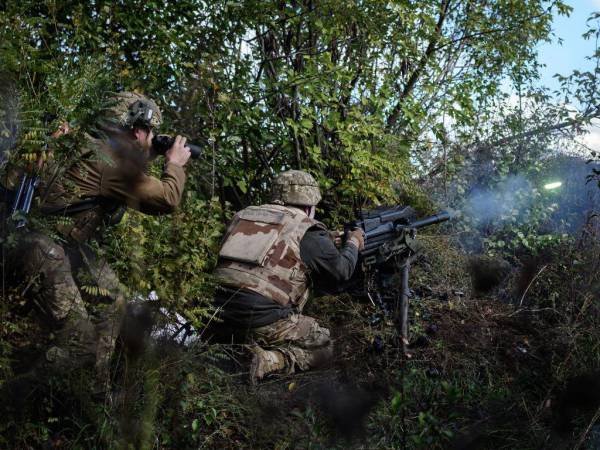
309, 220, 328, 231
305, 227, 328, 237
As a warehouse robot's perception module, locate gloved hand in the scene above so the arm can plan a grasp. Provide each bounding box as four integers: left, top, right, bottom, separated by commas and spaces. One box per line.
346, 229, 365, 251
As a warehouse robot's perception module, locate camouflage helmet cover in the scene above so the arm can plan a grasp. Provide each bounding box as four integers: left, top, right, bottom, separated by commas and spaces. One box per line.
105, 92, 162, 129
271, 170, 322, 206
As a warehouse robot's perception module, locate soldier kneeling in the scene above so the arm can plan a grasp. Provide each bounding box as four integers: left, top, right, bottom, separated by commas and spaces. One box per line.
212, 170, 364, 383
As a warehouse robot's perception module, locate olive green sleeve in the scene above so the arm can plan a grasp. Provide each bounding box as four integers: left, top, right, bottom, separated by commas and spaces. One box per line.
99, 161, 186, 215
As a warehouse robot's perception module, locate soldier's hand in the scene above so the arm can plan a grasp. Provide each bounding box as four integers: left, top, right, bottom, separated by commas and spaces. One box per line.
51, 121, 70, 139
346, 229, 365, 251
329, 230, 343, 248
165, 135, 191, 167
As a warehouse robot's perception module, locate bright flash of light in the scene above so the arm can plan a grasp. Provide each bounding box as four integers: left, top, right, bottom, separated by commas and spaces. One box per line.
543, 181, 562, 190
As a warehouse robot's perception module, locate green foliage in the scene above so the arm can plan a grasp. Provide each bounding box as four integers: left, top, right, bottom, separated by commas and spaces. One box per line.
0, 55, 116, 183
105, 193, 225, 327
3, 1, 600, 448
3, 0, 572, 212
381, 373, 460, 448
114, 345, 249, 449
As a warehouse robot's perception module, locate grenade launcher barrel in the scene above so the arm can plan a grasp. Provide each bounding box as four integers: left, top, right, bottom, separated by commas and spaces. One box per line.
347, 206, 452, 259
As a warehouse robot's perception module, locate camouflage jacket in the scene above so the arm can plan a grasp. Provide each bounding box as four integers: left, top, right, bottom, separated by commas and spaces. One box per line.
40, 133, 186, 242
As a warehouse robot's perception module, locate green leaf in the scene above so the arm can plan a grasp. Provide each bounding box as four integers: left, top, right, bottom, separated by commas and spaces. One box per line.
300, 118, 313, 129
236, 179, 247, 193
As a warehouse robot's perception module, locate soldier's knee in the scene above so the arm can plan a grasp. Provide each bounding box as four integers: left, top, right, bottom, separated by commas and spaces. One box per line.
296, 315, 331, 348
27, 234, 68, 271
288, 341, 333, 372
58, 312, 96, 342
46, 315, 97, 371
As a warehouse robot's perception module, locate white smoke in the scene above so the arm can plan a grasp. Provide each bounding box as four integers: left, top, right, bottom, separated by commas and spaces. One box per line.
459, 157, 600, 238
462, 174, 534, 226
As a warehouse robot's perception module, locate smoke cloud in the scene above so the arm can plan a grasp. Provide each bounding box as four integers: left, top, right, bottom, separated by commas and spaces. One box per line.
459, 157, 600, 235
462, 174, 533, 227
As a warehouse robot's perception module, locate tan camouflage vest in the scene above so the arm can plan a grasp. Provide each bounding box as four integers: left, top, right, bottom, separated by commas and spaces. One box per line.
214, 204, 325, 307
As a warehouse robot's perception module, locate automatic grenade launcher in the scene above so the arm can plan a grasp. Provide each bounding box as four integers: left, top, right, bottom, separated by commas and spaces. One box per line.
345, 205, 452, 352
346, 205, 452, 267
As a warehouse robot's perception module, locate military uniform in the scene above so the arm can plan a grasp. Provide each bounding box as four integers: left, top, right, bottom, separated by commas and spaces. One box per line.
212, 170, 363, 382
6, 93, 186, 389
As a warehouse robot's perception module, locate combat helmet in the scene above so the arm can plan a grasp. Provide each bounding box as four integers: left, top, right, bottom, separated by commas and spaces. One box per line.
105, 92, 162, 129
271, 170, 322, 206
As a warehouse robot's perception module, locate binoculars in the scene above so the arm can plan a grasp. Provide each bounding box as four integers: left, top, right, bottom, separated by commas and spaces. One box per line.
152, 134, 202, 159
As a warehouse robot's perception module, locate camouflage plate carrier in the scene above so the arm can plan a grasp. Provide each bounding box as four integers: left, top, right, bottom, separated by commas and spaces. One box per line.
214, 204, 326, 307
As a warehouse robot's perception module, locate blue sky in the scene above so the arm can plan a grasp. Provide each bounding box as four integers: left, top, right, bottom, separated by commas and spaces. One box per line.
537, 0, 599, 150
538, 0, 598, 90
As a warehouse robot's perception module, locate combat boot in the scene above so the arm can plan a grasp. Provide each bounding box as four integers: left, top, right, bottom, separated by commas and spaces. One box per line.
249, 346, 286, 384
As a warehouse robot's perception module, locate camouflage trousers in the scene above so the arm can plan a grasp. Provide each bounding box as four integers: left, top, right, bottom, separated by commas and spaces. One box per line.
249, 313, 333, 373
8, 231, 125, 389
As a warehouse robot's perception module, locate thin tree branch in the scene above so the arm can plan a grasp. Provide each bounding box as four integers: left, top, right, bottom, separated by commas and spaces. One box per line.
387, 0, 452, 129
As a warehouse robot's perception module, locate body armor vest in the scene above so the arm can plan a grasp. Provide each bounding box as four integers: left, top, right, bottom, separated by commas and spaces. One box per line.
214, 204, 325, 307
